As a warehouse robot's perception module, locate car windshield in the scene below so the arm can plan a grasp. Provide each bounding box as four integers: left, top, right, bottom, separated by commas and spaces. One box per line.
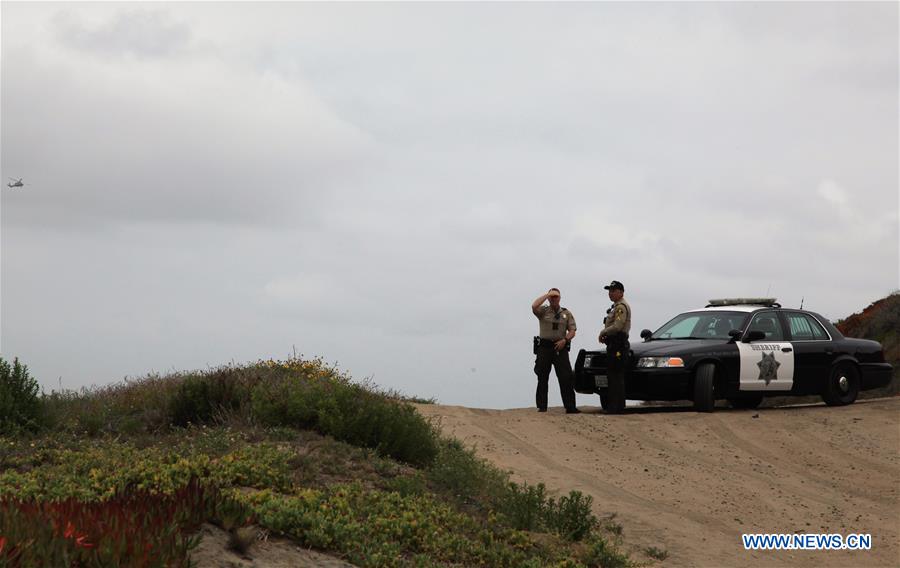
651, 311, 749, 340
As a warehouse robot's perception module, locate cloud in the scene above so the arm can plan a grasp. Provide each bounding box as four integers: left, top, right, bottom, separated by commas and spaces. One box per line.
1, 38, 374, 232
2, 2, 897, 409
52, 9, 192, 59
817, 179, 849, 209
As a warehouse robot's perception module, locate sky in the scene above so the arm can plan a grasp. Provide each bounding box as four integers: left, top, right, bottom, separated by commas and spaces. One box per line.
2, 1, 898, 409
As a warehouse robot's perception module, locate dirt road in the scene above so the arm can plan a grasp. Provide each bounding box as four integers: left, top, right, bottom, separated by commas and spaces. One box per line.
415, 398, 900, 567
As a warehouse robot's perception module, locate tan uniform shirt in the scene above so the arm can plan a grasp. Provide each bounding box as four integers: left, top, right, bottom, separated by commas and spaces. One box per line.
535, 306, 576, 341
601, 298, 631, 337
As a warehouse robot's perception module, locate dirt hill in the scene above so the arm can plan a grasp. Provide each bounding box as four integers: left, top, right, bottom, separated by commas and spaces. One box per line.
417, 398, 900, 568
835, 291, 900, 365
836, 292, 899, 397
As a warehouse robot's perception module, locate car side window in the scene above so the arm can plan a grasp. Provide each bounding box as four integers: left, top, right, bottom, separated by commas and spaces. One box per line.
746, 311, 784, 341
786, 313, 828, 340
704, 316, 739, 338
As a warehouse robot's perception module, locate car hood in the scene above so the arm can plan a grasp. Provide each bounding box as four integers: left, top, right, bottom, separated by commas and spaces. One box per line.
630, 339, 731, 357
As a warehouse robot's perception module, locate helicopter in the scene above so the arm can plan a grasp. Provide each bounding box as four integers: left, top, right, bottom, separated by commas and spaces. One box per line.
7, 178, 25, 188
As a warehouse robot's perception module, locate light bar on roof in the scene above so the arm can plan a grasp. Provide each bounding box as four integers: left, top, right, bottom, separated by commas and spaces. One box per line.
707, 298, 779, 307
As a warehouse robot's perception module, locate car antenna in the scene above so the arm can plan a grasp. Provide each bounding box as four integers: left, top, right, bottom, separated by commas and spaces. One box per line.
800, 297, 804, 309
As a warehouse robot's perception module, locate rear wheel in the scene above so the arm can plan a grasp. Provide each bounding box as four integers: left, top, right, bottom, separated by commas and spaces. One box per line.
693, 363, 715, 412
728, 395, 763, 410
822, 363, 859, 406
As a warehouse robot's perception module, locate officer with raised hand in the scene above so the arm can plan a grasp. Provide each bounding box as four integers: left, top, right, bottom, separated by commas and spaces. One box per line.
531, 288, 580, 414
598, 280, 631, 414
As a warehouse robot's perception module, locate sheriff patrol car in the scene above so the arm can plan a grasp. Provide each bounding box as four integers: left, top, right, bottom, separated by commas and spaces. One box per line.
573, 298, 894, 412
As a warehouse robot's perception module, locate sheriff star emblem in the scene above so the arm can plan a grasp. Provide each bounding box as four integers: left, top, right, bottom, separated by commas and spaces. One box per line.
757, 352, 780, 385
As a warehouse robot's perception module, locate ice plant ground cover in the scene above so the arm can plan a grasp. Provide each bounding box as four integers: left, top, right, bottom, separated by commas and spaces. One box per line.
0, 357, 632, 567
0, 478, 249, 566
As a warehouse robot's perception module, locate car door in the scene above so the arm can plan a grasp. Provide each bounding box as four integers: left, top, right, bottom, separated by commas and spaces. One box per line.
736, 310, 795, 392
782, 311, 833, 394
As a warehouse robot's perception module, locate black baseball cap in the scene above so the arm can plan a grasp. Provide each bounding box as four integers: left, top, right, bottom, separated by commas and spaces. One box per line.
604, 280, 625, 291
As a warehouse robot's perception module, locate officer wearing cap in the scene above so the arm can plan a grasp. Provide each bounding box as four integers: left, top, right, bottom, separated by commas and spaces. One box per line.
531, 288, 580, 414
599, 280, 631, 414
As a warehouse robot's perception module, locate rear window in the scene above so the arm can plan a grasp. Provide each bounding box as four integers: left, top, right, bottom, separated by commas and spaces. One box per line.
786, 312, 829, 340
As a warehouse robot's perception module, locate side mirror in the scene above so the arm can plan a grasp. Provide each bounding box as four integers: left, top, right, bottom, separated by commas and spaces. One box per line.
742, 330, 765, 343
728, 329, 742, 341
640, 329, 652, 340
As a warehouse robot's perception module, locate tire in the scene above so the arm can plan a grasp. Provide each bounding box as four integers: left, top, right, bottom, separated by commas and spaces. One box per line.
728, 395, 763, 410
822, 363, 860, 406
605, 377, 626, 414
693, 363, 716, 412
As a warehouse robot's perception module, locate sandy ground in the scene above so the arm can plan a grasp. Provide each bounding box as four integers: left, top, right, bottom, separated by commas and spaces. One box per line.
192, 523, 355, 568
416, 397, 900, 568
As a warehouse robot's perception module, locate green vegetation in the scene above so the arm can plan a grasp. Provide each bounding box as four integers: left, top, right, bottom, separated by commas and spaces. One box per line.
584, 537, 632, 568
644, 546, 669, 561
250, 366, 438, 466
0, 356, 633, 566
0, 479, 246, 567
0, 357, 41, 434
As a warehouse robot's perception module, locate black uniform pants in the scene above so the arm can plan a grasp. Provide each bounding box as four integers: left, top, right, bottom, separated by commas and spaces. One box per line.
606, 334, 630, 402
534, 340, 577, 411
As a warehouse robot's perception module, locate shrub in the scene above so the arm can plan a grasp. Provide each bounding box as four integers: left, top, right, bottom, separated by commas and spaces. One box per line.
385, 473, 428, 497
0, 357, 41, 434
582, 535, 631, 568
35, 357, 441, 465
545, 490, 597, 541
498, 482, 548, 531
602, 513, 623, 536
426, 439, 507, 509
426, 441, 599, 542
644, 546, 669, 561
495, 482, 596, 541
250, 371, 439, 467
170, 376, 215, 427
170, 370, 252, 427
249, 375, 322, 429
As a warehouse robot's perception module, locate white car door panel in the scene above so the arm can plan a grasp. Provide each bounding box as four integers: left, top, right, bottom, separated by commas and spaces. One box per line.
737, 341, 795, 391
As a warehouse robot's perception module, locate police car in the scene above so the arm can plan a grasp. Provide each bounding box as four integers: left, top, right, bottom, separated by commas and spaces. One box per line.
573, 298, 894, 412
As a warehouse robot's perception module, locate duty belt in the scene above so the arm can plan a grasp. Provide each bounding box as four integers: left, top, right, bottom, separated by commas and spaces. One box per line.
606, 333, 629, 347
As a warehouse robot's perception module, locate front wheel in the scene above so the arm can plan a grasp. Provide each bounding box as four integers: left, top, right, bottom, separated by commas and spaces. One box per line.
693, 363, 716, 412
822, 363, 859, 406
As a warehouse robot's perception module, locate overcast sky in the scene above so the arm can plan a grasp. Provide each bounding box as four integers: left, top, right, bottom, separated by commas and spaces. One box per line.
2, 2, 897, 409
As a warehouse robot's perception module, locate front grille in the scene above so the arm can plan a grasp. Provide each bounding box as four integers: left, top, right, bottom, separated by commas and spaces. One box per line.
583, 354, 608, 369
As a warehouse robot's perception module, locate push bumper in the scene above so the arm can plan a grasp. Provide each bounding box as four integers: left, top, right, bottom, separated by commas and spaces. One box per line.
575, 366, 693, 400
